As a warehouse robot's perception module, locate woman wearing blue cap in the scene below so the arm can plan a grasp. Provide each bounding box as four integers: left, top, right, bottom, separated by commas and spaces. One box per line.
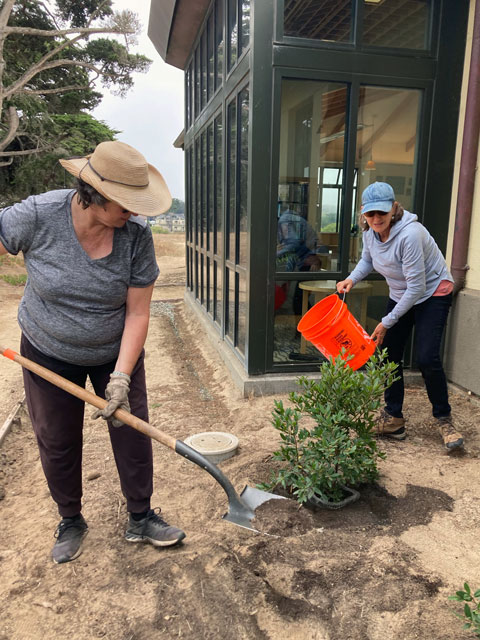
337, 181, 463, 452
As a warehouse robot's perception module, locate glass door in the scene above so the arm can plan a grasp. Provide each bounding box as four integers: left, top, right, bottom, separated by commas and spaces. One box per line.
273, 78, 423, 365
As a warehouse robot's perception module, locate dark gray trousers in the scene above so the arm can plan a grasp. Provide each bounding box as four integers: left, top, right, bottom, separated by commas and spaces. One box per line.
21, 334, 153, 518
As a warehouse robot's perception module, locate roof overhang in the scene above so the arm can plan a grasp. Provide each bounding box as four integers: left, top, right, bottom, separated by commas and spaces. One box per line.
148, 0, 211, 70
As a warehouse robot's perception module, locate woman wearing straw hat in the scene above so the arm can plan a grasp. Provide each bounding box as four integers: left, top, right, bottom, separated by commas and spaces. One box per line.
336, 181, 463, 453
0, 140, 185, 563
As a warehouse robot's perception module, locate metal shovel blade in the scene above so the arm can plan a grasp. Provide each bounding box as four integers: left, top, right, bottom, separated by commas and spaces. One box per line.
222, 485, 287, 532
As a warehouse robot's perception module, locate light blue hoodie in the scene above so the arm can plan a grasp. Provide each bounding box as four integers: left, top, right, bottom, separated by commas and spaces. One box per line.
348, 211, 453, 329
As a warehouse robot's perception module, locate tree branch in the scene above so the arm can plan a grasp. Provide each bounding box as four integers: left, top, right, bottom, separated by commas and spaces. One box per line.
0, 148, 43, 157
4, 59, 105, 98
0, 105, 19, 152
18, 84, 93, 96
3, 25, 132, 38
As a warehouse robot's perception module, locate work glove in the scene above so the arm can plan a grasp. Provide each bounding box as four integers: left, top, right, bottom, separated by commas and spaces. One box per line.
93, 372, 131, 428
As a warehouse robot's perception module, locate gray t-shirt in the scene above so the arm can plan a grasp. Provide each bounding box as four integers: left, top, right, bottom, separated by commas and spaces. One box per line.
0, 189, 159, 365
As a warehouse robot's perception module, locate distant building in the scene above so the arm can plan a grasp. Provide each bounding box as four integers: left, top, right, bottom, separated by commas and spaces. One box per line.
155, 213, 186, 233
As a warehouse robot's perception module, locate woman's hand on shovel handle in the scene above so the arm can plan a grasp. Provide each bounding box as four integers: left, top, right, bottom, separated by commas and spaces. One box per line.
92, 373, 131, 427
336, 278, 354, 294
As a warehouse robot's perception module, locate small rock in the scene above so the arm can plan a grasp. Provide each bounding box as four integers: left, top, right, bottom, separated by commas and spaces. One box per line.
87, 471, 101, 481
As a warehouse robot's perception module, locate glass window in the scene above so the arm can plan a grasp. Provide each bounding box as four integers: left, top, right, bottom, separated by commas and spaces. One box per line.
353, 86, 421, 265
195, 139, 201, 245
208, 257, 214, 317
201, 131, 207, 249
238, 87, 249, 267
227, 0, 237, 71
363, 0, 431, 50
201, 32, 207, 110
186, 147, 192, 243
194, 250, 199, 299
194, 48, 200, 118
186, 64, 192, 129
226, 268, 234, 341
277, 80, 348, 276
214, 260, 222, 325
240, 0, 250, 55
215, 0, 224, 90
284, 0, 353, 43
207, 13, 214, 101
227, 100, 237, 261
200, 253, 205, 304
214, 114, 223, 257
274, 79, 349, 364
237, 272, 246, 355
208, 123, 214, 252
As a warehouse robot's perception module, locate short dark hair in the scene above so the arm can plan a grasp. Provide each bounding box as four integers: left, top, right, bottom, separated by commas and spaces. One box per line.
75, 178, 109, 209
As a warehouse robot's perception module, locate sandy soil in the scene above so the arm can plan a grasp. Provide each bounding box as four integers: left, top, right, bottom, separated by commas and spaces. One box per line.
0, 233, 479, 640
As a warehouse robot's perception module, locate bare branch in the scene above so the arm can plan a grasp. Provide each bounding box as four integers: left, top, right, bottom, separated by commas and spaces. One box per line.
0, 0, 16, 31
18, 84, 93, 96
3, 54, 104, 99
0, 148, 43, 157
4, 25, 132, 38
0, 105, 19, 152
0, 158, 13, 166
37, 1, 62, 30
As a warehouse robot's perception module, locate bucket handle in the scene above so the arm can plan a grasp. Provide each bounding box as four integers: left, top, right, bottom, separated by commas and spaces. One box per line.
331, 290, 346, 326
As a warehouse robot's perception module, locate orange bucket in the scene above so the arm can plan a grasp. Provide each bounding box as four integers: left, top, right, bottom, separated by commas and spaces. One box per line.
297, 294, 376, 370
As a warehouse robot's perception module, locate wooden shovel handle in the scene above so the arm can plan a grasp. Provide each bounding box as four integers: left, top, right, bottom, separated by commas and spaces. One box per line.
0, 345, 177, 450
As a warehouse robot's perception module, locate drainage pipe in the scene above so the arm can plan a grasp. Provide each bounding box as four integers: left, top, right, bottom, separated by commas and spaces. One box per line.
451, 0, 480, 294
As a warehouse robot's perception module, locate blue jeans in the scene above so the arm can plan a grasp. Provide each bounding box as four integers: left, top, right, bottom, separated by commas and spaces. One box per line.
382, 294, 452, 419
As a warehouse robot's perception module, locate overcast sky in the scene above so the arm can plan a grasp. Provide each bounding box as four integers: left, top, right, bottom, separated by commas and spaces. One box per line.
92, 1, 185, 199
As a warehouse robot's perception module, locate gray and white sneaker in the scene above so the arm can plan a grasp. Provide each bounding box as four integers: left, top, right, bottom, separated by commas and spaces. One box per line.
125, 509, 185, 547
52, 514, 88, 564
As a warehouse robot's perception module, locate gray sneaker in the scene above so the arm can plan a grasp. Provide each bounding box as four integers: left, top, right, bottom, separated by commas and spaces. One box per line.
125, 509, 185, 547
52, 514, 88, 564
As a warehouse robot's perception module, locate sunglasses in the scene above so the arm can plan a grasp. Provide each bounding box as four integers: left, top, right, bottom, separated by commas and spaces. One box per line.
363, 209, 391, 218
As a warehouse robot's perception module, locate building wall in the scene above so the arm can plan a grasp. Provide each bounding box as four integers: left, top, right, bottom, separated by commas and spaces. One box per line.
444, 0, 480, 394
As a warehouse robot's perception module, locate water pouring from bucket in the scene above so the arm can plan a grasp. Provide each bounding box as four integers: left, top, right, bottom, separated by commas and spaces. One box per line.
297, 293, 376, 370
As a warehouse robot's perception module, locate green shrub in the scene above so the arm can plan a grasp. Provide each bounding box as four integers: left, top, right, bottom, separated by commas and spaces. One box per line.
259, 349, 398, 504
449, 583, 480, 637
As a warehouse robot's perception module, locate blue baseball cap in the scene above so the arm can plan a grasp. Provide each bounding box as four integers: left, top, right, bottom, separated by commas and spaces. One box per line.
361, 182, 395, 214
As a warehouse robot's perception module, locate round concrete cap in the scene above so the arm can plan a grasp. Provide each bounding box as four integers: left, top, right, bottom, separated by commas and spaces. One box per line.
184, 432, 239, 464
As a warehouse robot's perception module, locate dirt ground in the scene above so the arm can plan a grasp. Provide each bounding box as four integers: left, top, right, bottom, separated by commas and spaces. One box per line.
0, 233, 479, 640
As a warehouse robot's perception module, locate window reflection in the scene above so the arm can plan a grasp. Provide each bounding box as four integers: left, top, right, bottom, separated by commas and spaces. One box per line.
237, 273, 246, 355
215, 260, 222, 326
240, 1, 250, 53
238, 87, 249, 267
363, 0, 431, 50
277, 80, 348, 278
208, 124, 214, 252
207, 14, 214, 101
284, 0, 353, 42
226, 268, 234, 341
353, 86, 421, 265
227, 100, 237, 261
228, 0, 237, 70
215, 0, 223, 90
214, 115, 223, 257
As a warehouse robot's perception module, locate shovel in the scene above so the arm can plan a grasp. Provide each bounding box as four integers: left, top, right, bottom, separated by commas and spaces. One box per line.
1, 345, 284, 532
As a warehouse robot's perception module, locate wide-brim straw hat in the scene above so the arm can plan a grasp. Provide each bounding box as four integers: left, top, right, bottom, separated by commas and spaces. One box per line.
59, 140, 172, 217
